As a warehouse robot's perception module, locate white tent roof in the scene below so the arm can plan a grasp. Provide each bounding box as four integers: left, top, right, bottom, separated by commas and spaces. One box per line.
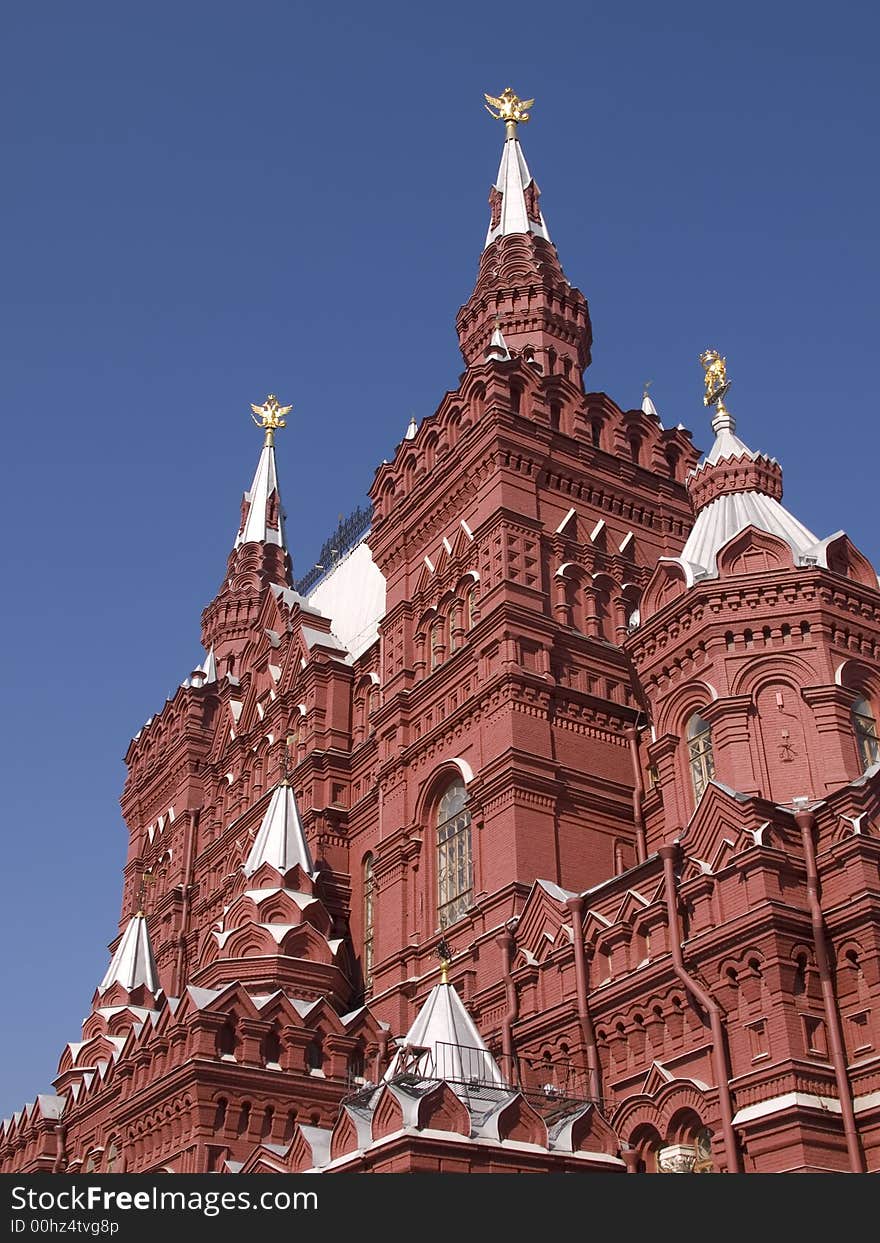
484, 135, 550, 249
385, 978, 504, 1086
98, 914, 159, 994
243, 783, 314, 878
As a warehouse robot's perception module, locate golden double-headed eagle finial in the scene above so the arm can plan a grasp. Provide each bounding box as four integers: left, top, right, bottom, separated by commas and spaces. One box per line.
485, 87, 535, 138
250, 393, 292, 446
699, 349, 731, 415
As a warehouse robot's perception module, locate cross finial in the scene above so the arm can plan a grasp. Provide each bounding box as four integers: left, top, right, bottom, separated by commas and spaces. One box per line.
484, 87, 535, 140
250, 393, 292, 447
135, 870, 154, 917
279, 738, 296, 786
437, 938, 453, 984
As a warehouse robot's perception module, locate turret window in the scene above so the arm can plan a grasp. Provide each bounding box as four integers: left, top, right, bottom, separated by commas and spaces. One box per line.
852, 696, 880, 772
436, 778, 473, 928
686, 712, 715, 802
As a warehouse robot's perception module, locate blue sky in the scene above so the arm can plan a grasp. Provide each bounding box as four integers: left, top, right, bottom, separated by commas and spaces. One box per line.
1, 1, 878, 1115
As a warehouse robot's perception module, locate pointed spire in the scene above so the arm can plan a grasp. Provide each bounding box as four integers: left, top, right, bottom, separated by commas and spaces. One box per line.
484, 323, 511, 362
243, 782, 314, 878
235, 440, 286, 549
483, 88, 550, 249
98, 914, 159, 995
458, 90, 592, 374
201, 396, 294, 663
404, 415, 418, 441
385, 967, 505, 1085
184, 647, 217, 689
641, 383, 661, 422
200, 647, 217, 683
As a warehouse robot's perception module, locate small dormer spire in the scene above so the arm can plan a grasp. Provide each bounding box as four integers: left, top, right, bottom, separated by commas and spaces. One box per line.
642, 380, 660, 421
484, 322, 511, 362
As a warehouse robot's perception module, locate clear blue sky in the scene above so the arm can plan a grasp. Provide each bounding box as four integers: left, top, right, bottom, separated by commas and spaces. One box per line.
1, 1, 878, 1116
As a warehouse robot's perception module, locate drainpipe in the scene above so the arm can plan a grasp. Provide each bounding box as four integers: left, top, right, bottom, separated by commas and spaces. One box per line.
793, 808, 864, 1173
625, 725, 648, 865
374, 1029, 390, 1083
496, 926, 520, 1085
174, 808, 200, 995
566, 895, 602, 1103
658, 844, 742, 1173
52, 1124, 67, 1174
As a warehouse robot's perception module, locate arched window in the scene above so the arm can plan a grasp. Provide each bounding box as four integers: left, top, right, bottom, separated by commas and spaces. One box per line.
436, 778, 473, 928
363, 854, 375, 993
105, 1140, 119, 1173
261, 1024, 282, 1066
430, 618, 445, 670
852, 696, 880, 772
686, 712, 715, 801
449, 601, 464, 651
466, 585, 479, 631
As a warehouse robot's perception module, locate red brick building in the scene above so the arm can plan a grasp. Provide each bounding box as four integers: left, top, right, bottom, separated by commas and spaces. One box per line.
3, 90, 879, 1175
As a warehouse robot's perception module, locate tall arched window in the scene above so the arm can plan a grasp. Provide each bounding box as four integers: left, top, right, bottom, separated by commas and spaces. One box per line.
466, 585, 478, 631
363, 854, 375, 993
852, 696, 880, 772
430, 618, 445, 670
686, 712, 715, 801
436, 778, 473, 928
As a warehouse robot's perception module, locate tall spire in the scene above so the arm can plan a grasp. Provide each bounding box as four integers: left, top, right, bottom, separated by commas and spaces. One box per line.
98, 913, 159, 995
235, 395, 291, 549
201, 394, 294, 665
483, 88, 550, 248
457, 90, 592, 375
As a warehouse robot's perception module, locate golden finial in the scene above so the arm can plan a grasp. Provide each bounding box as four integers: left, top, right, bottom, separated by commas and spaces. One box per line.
135, 869, 154, 918
699, 349, 731, 416
484, 87, 535, 139
437, 937, 452, 985
250, 393, 292, 447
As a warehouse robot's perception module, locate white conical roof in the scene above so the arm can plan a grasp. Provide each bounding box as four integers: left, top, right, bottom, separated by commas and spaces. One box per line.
484, 135, 550, 249
98, 914, 159, 994
641, 391, 661, 422
404, 416, 417, 441
235, 442, 286, 549
385, 978, 505, 1085
485, 325, 511, 362
243, 783, 314, 878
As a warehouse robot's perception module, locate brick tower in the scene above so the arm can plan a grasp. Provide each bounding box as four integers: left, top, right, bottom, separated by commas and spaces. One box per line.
3, 91, 879, 1176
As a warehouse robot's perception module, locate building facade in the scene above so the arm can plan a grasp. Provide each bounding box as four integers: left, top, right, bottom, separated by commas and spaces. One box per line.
3, 90, 879, 1175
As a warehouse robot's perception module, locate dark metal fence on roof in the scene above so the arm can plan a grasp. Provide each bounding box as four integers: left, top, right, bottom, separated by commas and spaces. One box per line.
295, 504, 372, 596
